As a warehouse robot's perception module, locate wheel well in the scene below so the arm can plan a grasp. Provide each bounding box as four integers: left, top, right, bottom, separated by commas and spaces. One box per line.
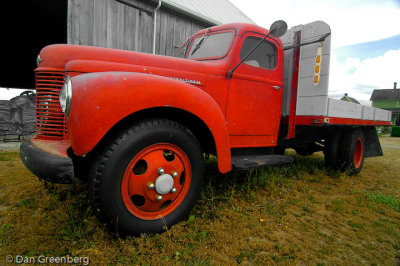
95, 107, 217, 156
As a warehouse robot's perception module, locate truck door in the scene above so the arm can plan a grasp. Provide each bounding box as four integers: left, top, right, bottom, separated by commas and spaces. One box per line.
226, 32, 284, 147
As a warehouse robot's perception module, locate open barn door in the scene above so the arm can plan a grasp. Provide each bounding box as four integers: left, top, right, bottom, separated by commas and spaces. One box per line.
1, 0, 67, 89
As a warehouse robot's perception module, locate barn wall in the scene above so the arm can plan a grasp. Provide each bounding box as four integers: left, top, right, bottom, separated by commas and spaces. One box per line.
68, 0, 209, 56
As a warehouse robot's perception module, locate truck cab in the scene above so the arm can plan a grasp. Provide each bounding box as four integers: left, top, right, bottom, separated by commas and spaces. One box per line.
20, 21, 391, 235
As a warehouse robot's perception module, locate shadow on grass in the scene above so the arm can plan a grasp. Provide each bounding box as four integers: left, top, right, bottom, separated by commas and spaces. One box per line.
204, 153, 335, 193
200, 153, 342, 216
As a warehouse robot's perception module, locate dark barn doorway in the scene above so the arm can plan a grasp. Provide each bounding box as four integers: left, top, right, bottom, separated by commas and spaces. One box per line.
1, 0, 67, 89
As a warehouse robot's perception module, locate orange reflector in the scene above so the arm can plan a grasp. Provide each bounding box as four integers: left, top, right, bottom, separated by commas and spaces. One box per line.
316, 55, 321, 63
311, 119, 323, 124
314, 76, 319, 83
315, 65, 320, 73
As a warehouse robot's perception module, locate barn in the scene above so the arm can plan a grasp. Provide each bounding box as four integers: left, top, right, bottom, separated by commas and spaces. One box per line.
2, 0, 254, 89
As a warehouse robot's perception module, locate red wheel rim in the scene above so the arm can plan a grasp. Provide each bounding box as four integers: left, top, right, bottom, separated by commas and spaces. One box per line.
121, 143, 192, 220
353, 137, 364, 168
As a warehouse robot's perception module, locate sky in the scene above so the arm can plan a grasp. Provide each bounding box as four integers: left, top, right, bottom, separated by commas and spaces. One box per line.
230, 0, 400, 104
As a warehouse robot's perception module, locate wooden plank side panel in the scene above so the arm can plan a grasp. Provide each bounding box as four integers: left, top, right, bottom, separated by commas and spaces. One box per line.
191, 22, 204, 36
67, 0, 80, 44
166, 13, 175, 56
155, 9, 161, 54
78, 0, 94, 45
68, 0, 209, 54
93, 0, 108, 47
158, 10, 167, 55
107, 0, 125, 49
142, 12, 153, 54
173, 16, 182, 55
123, 3, 136, 51
134, 6, 141, 52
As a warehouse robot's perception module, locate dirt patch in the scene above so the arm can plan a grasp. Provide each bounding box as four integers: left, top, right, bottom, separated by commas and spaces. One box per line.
0, 138, 399, 264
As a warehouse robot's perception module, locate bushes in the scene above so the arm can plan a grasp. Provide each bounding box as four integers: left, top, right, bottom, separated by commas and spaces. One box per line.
391, 126, 400, 137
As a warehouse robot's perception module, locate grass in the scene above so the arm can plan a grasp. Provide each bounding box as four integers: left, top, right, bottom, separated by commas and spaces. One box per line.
0, 136, 399, 264
365, 192, 400, 211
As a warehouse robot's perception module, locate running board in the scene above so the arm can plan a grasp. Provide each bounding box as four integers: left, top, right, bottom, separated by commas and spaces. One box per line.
231, 155, 294, 170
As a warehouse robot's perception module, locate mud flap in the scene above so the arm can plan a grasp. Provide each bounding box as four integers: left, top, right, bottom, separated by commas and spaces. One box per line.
363, 127, 383, 158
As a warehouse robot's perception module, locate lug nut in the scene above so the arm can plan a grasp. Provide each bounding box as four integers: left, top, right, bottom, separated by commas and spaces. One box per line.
171, 171, 178, 178
158, 167, 165, 175
171, 187, 177, 193
148, 182, 155, 189
156, 194, 163, 201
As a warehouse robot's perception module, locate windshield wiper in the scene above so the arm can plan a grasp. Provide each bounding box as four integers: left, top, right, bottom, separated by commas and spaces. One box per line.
191, 28, 210, 56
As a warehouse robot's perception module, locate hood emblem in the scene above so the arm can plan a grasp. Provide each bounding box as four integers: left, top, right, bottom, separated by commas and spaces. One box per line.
169, 77, 201, 85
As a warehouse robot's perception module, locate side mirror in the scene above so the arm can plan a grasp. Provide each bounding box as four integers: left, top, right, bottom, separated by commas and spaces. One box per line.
269, 20, 288, 38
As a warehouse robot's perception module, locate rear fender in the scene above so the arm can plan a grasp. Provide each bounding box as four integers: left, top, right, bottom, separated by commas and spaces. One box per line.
68, 72, 231, 173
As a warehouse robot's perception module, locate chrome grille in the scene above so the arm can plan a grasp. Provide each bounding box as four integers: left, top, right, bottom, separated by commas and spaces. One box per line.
35, 71, 68, 139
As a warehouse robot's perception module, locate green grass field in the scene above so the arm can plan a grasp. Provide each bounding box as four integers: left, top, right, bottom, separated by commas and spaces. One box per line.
0, 137, 399, 265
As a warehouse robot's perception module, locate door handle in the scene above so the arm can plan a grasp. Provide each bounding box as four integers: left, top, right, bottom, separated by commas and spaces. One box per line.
273, 86, 281, 90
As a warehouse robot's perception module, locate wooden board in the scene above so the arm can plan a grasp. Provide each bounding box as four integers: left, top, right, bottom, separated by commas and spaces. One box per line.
67, 0, 209, 56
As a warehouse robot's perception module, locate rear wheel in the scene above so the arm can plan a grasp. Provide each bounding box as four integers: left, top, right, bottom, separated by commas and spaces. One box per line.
324, 129, 344, 170
341, 129, 365, 175
89, 119, 204, 235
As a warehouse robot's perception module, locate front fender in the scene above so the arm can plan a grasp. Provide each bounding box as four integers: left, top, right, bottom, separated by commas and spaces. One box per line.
68, 72, 231, 173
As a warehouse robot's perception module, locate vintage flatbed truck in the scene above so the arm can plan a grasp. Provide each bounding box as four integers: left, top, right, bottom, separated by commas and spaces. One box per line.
20, 20, 391, 235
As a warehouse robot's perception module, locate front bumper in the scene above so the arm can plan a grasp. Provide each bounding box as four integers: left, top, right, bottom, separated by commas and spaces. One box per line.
20, 141, 74, 184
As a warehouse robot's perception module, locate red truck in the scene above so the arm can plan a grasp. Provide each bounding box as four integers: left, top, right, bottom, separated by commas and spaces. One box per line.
21, 20, 391, 235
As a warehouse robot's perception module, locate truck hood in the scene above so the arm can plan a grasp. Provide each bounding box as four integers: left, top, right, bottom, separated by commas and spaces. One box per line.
37, 44, 209, 85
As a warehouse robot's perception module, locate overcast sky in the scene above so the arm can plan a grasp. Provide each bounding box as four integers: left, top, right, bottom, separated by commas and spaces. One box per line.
230, 0, 400, 103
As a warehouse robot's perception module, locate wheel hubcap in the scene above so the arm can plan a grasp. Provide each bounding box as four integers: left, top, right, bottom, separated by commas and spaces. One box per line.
155, 174, 174, 194
121, 143, 192, 220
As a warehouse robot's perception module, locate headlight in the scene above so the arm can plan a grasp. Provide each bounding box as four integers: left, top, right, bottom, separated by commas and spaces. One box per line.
59, 75, 72, 117
36, 55, 42, 67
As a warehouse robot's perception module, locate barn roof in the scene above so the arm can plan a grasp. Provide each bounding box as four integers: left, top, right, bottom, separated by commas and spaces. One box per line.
370, 89, 400, 101
150, 0, 255, 25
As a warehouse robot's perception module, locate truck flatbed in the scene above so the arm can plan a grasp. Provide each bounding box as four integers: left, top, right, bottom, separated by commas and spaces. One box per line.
280, 21, 391, 132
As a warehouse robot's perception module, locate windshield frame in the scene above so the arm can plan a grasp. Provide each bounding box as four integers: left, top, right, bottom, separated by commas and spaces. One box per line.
176, 29, 236, 61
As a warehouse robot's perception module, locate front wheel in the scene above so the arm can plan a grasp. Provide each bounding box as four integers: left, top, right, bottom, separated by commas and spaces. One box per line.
89, 119, 204, 235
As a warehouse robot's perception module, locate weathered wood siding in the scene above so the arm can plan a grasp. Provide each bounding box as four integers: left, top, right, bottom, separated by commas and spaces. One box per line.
68, 0, 209, 56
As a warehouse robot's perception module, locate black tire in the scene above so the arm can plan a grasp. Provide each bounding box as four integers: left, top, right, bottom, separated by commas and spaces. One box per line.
324, 129, 344, 170
340, 128, 365, 175
89, 119, 204, 235
294, 146, 314, 156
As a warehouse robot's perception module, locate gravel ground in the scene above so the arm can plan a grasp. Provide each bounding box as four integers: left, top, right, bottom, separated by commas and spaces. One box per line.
0, 134, 33, 151
0, 141, 21, 152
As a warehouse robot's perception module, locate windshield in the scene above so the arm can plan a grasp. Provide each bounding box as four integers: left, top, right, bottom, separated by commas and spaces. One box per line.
175, 31, 234, 60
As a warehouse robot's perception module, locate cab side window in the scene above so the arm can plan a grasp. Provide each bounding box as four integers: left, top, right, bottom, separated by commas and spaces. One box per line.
240, 36, 277, 70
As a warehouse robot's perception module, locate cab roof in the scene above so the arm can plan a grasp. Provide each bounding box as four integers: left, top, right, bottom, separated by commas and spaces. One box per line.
195, 23, 271, 37
193, 23, 282, 47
